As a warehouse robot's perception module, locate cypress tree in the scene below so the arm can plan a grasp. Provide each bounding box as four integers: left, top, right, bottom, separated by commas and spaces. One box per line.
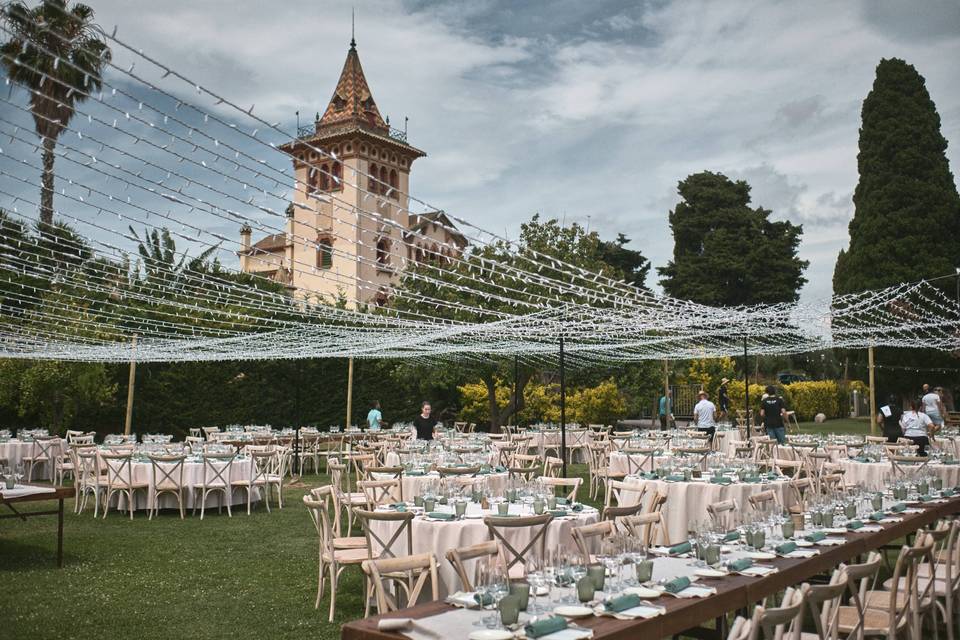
833, 58, 960, 294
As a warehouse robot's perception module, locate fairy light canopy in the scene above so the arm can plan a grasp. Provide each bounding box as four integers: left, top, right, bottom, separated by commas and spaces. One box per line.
0, 6, 958, 364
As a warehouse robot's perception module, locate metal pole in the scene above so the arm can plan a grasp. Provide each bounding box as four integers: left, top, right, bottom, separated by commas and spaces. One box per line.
663, 359, 669, 429
559, 335, 567, 479
743, 337, 750, 431
123, 334, 138, 436
868, 345, 877, 435
345, 356, 354, 429
294, 359, 302, 474
513, 354, 519, 425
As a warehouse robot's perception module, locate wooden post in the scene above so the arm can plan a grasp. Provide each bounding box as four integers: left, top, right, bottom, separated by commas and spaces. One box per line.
868, 345, 877, 435
345, 356, 354, 429
123, 334, 137, 436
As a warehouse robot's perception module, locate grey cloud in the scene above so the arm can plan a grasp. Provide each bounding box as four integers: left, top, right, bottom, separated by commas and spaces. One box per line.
860, 0, 960, 43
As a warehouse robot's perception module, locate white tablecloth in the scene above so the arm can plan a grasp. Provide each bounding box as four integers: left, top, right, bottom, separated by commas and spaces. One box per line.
106, 455, 259, 511
0, 439, 66, 480
838, 459, 960, 490
371, 471, 509, 500
620, 476, 795, 542
368, 503, 600, 597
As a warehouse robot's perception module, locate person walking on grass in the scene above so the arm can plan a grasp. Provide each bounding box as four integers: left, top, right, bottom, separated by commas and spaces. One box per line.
901, 399, 933, 456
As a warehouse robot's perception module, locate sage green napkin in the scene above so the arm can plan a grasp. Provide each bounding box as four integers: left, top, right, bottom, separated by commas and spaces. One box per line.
554, 497, 569, 505
726, 558, 753, 572
665, 474, 686, 482
426, 511, 454, 521
640, 472, 658, 480
775, 542, 797, 555
571, 503, 583, 512
667, 541, 692, 555
918, 494, 935, 503
547, 510, 567, 518
474, 592, 494, 606
723, 530, 741, 542
868, 512, 885, 521
804, 531, 827, 542
663, 576, 691, 594
604, 593, 641, 613
889, 503, 907, 513
846, 520, 864, 530
524, 616, 568, 638
941, 488, 956, 497
710, 476, 733, 486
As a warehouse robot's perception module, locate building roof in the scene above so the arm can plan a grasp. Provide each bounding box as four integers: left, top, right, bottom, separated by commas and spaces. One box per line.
246, 233, 288, 253
318, 42, 387, 132
409, 211, 468, 247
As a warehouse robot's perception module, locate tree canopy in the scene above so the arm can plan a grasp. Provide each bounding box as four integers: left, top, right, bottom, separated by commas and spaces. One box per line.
658, 171, 808, 306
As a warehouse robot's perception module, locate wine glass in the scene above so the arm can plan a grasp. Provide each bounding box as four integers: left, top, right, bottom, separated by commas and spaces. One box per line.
472, 562, 490, 627
525, 555, 545, 613
485, 563, 509, 628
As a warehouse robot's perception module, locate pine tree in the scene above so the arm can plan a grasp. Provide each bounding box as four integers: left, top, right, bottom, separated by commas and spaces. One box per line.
658, 171, 808, 306
833, 58, 960, 294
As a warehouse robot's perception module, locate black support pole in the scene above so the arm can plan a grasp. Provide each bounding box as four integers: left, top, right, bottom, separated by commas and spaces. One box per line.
743, 337, 750, 431
560, 334, 567, 478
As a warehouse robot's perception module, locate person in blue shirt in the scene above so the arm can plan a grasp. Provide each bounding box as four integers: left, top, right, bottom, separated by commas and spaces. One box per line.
366, 401, 383, 431
658, 390, 673, 430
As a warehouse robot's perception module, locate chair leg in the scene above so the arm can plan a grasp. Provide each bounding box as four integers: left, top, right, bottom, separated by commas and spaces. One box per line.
328, 563, 337, 622
225, 488, 232, 517
201, 489, 207, 520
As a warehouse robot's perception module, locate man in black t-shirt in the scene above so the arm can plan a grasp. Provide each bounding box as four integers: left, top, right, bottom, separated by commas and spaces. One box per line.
412, 401, 437, 440
759, 385, 787, 444
717, 378, 730, 420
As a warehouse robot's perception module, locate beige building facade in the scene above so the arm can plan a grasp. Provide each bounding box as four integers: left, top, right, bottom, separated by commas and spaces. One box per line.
239, 39, 465, 307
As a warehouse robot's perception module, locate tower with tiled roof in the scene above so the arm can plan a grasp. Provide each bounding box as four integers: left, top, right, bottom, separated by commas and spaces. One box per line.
239, 38, 464, 307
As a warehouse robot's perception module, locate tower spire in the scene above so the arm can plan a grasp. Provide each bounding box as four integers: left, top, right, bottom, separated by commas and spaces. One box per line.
350, 8, 356, 49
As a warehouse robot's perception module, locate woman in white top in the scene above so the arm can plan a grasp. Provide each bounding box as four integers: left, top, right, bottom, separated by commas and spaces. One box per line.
921, 387, 946, 427
900, 399, 933, 456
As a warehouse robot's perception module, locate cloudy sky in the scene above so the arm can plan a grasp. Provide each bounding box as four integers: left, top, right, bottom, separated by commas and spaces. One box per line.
3, 0, 959, 302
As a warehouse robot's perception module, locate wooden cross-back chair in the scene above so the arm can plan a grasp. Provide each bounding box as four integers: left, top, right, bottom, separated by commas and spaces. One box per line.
362, 553, 439, 615
621, 447, 657, 475
804, 568, 849, 640
303, 494, 369, 622
571, 520, 614, 564
706, 499, 739, 531
357, 479, 403, 509
538, 476, 582, 502
484, 514, 552, 573
622, 512, 669, 547
604, 479, 643, 509
445, 540, 503, 592
147, 453, 186, 520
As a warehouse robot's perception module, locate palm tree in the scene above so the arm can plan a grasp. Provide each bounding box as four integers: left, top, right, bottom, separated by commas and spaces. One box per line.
0, 0, 111, 228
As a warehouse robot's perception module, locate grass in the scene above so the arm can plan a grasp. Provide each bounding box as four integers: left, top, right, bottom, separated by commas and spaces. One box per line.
0, 419, 891, 639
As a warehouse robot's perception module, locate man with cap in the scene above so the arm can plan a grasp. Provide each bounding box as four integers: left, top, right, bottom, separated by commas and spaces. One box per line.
717, 378, 730, 421
693, 389, 717, 441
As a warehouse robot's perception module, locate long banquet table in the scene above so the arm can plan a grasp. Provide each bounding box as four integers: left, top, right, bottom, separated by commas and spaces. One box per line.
341, 494, 960, 640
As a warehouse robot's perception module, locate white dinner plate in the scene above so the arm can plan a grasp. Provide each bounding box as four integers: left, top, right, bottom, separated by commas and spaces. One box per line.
554, 605, 594, 618
746, 551, 776, 560
469, 630, 514, 640
624, 587, 661, 598
694, 568, 728, 578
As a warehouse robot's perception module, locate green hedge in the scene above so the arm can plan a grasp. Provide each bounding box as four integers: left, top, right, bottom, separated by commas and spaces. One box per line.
725, 379, 867, 421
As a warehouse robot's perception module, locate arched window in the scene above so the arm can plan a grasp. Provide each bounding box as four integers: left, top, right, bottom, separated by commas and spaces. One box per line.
376, 238, 391, 265
415, 245, 424, 263
317, 238, 333, 269
307, 167, 318, 195
331, 161, 342, 189
319, 164, 330, 191
430, 243, 440, 263
379, 166, 389, 194
374, 287, 388, 306
368, 164, 378, 193
389, 169, 399, 198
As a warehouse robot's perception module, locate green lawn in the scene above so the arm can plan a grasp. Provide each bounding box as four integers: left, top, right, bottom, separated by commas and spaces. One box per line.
0, 420, 882, 639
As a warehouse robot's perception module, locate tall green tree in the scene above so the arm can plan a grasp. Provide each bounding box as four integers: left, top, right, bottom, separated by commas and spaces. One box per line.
0, 0, 111, 227
658, 171, 808, 306
598, 233, 650, 289
833, 58, 960, 395
833, 58, 960, 293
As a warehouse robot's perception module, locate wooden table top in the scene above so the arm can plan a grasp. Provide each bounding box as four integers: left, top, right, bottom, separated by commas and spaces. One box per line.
0, 485, 75, 505
341, 495, 960, 640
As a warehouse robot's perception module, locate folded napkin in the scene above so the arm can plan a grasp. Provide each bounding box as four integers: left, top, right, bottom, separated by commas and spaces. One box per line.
555, 497, 569, 505
868, 512, 886, 521
640, 472, 658, 480
940, 460, 959, 465
426, 511, 455, 521
918, 494, 935, 503
493, 465, 507, 473
665, 474, 686, 482
406, 470, 426, 476
846, 520, 864, 530
524, 616, 568, 638
547, 510, 568, 518
570, 503, 583, 512
941, 488, 956, 497
852, 456, 870, 463
663, 576, 691, 594
775, 541, 797, 555
889, 503, 907, 513
804, 531, 827, 543
742, 475, 761, 483
474, 592, 494, 606
726, 558, 753, 572
390, 503, 407, 511
604, 593, 641, 613
723, 530, 741, 542
667, 541, 692, 555
710, 477, 733, 486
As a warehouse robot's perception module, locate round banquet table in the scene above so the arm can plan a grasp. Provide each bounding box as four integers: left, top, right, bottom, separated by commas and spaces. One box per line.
837, 458, 960, 491
106, 454, 260, 511
384, 451, 499, 468
371, 470, 509, 499
620, 476, 796, 542
0, 439, 66, 479
367, 502, 600, 597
